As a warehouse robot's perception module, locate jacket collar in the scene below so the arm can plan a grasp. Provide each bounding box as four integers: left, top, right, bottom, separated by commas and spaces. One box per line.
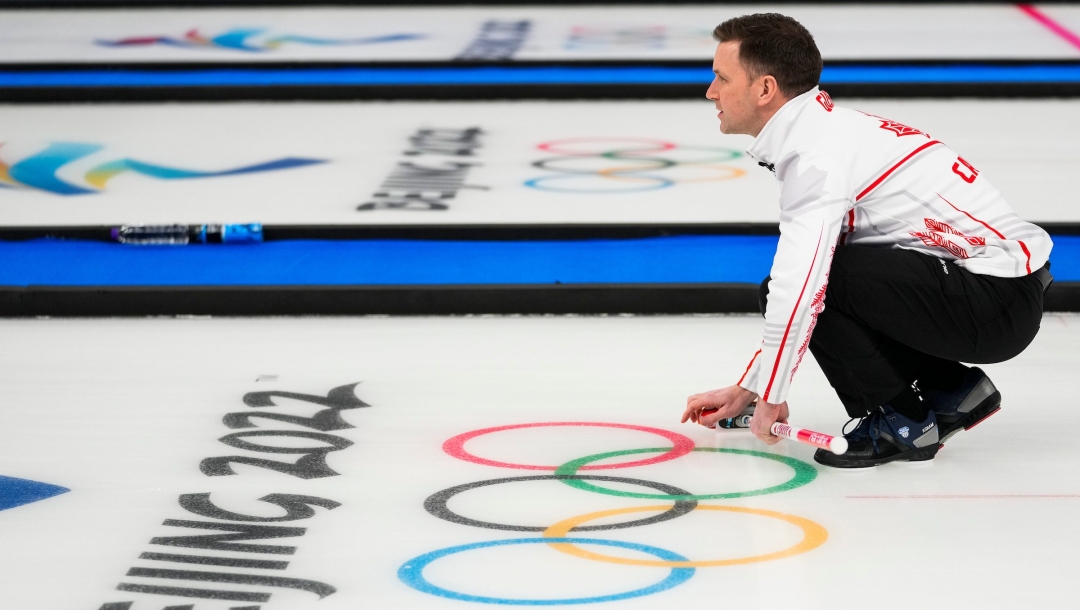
745, 86, 820, 168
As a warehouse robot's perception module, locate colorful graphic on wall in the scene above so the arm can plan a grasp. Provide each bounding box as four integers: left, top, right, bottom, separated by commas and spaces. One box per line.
565, 26, 714, 50
525, 137, 747, 194
0, 142, 324, 196
96, 28, 425, 52
0, 475, 69, 512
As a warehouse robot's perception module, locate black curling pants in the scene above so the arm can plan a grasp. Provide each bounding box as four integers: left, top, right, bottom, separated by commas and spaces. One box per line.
759, 246, 1046, 418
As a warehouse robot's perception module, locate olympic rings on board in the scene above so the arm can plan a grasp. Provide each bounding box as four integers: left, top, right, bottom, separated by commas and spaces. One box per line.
398, 537, 695, 605
424, 474, 698, 532
554, 447, 818, 499
542, 505, 828, 567
538, 137, 677, 156
525, 137, 747, 194
442, 422, 695, 471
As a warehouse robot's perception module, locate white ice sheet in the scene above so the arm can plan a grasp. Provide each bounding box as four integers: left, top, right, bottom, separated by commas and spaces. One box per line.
0, 314, 1077, 608
1, 98, 1077, 226
1, 4, 1077, 63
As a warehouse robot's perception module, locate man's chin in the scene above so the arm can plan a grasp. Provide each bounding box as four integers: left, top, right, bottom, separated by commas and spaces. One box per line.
719, 121, 744, 136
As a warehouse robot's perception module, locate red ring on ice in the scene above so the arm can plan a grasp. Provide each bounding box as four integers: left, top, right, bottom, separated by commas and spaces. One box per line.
442, 422, 695, 471
537, 137, 677, 157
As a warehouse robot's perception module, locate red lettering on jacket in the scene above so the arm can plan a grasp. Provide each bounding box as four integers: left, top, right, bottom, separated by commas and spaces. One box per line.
951, 156, 979, 183
815, 91, 834, 112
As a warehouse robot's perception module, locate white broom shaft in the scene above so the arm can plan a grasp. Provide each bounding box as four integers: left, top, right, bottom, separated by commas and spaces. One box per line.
771, 422, 848, 455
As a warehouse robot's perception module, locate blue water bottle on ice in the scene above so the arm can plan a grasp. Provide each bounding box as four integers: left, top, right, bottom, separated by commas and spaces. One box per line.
111, 223, 263, 245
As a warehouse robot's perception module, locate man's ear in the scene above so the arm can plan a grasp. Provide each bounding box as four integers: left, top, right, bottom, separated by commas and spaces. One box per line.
757, 75, 780, 106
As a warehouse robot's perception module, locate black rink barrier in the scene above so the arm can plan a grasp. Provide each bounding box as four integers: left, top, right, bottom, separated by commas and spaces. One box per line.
4, 59, 1080, 103
0, 284, 760, 317
2, 283, 1079, 317
6, 82, 1080, 104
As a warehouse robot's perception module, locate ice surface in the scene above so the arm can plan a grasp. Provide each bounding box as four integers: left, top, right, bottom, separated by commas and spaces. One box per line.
1, 314, 1077, 609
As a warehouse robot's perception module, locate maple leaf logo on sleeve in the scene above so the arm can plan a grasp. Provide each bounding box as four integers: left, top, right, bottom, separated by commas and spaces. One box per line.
859, 112, 930, 138
878, 119, 928, 138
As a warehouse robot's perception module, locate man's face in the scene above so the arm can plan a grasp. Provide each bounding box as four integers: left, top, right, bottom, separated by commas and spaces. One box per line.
706, 41, 761, 136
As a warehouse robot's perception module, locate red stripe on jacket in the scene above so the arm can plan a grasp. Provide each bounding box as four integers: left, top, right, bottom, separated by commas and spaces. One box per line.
936, 192, 1032, 274
737, 350, 762, 386
838, 208, 855, 245
763, 226, 825, 402
856, 140, 943, 201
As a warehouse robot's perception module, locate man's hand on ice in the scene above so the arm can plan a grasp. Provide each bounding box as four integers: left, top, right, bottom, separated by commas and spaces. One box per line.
683, 385, 757, 428
750, 400, 789, 444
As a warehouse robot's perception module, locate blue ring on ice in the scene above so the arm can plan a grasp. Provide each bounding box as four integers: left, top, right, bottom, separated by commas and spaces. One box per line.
397, 537, 695, 605
523, 173, 674, 194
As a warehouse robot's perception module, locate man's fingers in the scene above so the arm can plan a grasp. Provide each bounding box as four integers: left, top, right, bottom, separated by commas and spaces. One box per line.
680, 404, 699, 424
686, 406, 707, 424
686, 396, 710, 410
754, 429, 778, 444
686, 402, 712, 421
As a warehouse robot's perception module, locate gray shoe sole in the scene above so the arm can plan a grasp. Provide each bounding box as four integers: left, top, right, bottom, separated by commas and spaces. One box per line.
937, 389, 1002, 444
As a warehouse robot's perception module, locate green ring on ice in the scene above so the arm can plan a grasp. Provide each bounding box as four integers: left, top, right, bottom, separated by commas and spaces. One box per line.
553, 447, 816, 500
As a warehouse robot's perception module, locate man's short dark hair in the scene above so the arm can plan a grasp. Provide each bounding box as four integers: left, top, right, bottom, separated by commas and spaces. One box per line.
713, 13, 822, 98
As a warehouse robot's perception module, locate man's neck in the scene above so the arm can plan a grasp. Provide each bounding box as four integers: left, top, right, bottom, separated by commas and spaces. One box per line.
750, 97, 793, 138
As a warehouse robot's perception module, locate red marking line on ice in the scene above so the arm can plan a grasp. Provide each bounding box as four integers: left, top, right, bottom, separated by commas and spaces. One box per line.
848, 494, 1080, 499
1019, 4, 1080, 52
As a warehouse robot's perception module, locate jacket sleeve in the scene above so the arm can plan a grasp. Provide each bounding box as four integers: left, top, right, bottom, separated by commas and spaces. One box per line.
737, 150, 851, 403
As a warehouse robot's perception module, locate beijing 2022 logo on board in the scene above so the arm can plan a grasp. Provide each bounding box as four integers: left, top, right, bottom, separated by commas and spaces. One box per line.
525, 137, 747, 194
97, 28, 425, 52
0, 142, 324, 195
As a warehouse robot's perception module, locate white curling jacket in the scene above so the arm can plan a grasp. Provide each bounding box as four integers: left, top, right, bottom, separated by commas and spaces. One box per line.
737, 87, 1052, 404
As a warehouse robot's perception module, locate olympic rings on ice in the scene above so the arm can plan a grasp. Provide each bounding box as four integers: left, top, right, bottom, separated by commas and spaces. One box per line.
542, 505, 828, 567
525, 137, 747, 194
401, 422, 827, 605
554, 447, 817, 499
397, 537, 695, 605
442, 422, 695, 471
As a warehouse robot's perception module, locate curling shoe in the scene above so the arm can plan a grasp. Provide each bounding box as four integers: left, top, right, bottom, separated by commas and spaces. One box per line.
923, 367, 1001, 444
814, 405, 940, 468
